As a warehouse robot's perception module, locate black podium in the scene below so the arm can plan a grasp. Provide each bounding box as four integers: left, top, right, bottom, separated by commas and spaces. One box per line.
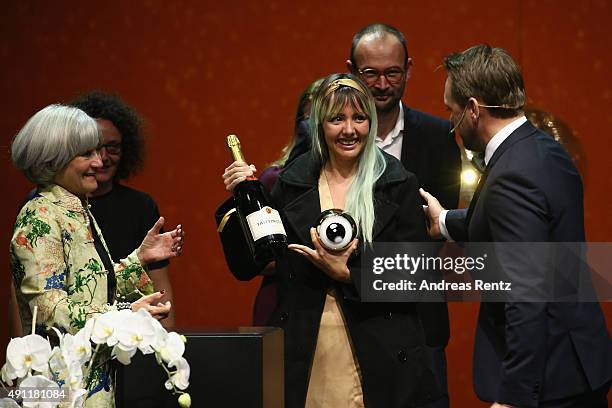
117, 327, 284, 408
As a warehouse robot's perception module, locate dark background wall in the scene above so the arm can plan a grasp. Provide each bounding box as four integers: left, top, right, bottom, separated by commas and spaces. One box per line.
1, 1, 610, 405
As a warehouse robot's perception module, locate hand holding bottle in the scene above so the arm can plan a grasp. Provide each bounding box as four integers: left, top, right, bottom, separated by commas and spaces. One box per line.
222, 161, 257, 193
222, 134, 287, 265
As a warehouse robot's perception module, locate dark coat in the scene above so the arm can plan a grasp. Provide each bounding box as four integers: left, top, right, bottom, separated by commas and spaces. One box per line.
400, 107, 462, 348
445, 121, 612, 407
216, 151, 440, 408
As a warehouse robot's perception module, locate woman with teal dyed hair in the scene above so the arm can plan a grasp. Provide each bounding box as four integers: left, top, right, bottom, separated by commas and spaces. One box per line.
218, 73, 438, 407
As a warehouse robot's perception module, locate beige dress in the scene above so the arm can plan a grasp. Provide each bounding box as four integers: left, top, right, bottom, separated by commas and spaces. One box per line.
304, 174, 364, 408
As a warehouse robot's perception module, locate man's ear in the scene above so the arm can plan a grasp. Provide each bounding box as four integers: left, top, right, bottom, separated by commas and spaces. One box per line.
467, 97, 480, 121
405, 57, 414, 81
346, 59, 355, 73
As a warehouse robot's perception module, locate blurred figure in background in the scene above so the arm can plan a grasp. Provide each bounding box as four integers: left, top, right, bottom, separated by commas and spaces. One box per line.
525, 106, 587, 182
71, 91, 176, 328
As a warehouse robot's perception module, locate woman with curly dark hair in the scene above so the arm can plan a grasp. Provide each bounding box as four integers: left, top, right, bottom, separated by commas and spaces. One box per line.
71, 91, 176, 328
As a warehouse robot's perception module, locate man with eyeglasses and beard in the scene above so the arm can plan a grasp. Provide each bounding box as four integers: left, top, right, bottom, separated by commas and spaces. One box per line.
347, 23, 461, 408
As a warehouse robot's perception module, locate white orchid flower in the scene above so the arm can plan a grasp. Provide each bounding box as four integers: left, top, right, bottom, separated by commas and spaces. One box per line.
61, 330, 92, 366
64, 360, 84, 391
5, 335, 52, 378
112, 345, 138, 365
114, 309, 156, 355
87, 310, 120, 346
156, 332, 185, 365
167, 357, 190, 390
19, 374, 60, 408
0, 398, 21, 408
1, 363, 15, 386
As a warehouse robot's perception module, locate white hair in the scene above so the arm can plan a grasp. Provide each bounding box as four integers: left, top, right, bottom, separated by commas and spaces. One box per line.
11, 104, 101, 185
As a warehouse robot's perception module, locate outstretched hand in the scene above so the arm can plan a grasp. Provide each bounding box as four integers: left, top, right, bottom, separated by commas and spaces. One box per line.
288, 227, 358, 283
419, 188, 444, 240
131, 291, 171, 321
137, 217, 184, 265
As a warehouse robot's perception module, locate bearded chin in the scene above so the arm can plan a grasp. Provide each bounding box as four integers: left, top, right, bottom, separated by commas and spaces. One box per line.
376, 98, 397, 114
461, 131, 484, 153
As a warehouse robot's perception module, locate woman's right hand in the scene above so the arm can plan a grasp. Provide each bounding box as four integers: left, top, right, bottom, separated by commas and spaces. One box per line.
222, 161, 256, 193
131, 291, 171, 320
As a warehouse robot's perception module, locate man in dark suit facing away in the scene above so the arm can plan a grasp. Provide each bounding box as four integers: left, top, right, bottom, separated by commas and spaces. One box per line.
347, 23, 462, 408
421, 44, 611, 408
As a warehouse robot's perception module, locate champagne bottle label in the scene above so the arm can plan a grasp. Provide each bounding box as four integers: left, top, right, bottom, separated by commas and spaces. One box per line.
246, 206, 286, 241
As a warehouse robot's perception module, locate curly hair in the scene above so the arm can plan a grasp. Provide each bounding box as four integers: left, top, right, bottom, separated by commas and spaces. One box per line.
70, 91, 144, 179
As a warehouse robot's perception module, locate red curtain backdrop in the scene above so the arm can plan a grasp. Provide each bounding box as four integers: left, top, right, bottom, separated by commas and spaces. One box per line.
1, 1, 611, 406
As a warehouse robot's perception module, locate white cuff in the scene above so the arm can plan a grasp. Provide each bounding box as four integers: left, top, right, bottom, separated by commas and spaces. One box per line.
439, 210, 454, 242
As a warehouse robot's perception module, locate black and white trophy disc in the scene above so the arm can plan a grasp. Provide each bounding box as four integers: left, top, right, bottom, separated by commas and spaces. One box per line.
315, 209, 357, 251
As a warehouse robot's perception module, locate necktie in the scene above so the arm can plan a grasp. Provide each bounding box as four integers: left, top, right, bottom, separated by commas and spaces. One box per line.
471, 152, 486, 173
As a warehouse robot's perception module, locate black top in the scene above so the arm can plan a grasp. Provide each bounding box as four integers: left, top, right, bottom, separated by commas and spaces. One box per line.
89, 183, 169, 270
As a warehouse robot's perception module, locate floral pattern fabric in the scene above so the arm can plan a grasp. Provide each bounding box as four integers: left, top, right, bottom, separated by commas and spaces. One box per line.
10, 184, 154, 407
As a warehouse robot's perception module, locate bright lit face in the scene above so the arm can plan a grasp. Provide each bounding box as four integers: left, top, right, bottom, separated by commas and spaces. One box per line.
54, 150, 102, 196
322, 103, 369, 165
95, 119, 122, 184
444, 76, 481, 152
352, 34, 409, 114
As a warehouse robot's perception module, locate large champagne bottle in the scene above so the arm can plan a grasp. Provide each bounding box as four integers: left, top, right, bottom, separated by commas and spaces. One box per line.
226, 134, 287, 265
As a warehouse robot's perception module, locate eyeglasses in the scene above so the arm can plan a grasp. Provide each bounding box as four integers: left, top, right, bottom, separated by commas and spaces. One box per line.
98, 142, 122, 155
357, 67, 405, 86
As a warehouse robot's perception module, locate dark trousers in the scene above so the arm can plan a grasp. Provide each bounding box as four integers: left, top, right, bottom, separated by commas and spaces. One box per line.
539, 381, 610, 408
418, 345, 449, 408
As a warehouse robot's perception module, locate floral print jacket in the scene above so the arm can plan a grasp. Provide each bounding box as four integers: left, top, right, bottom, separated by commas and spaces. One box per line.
10, 184, 154, 335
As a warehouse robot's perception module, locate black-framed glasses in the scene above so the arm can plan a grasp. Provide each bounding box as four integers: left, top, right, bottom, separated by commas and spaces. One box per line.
98, 142, 122, 155
358, 67, 405, 86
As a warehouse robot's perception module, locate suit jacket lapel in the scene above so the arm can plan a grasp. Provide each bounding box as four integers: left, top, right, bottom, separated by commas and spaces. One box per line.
279, 151, 405, 243
278, 153, 322, 245
466, 169, 490, 225
282, 188, 321, 246
465, 121, 539, 225
400, 106, 422, 173
372, 194, 400, 239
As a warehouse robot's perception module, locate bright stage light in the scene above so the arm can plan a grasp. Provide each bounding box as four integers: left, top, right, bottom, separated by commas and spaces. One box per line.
461, 169, 478, 186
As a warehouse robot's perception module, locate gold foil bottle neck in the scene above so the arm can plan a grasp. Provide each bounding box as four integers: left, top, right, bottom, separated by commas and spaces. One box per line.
227, 134, 246, 163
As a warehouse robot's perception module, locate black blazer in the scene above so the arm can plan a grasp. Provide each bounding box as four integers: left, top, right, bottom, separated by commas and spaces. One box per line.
445, 121, 612, 407
400, 106, 461, 210
216, 152, 440, 408
400, 106, 462, 348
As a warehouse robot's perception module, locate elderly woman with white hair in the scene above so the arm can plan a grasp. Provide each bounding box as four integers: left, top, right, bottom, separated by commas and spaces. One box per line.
9, 104, 184, 406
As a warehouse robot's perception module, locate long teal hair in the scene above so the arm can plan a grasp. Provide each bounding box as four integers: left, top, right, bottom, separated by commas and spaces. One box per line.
309, 73, 386, 244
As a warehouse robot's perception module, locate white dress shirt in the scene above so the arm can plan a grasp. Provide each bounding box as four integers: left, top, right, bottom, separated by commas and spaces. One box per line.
439, 116, 528, 241
375, 101, 404, 160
